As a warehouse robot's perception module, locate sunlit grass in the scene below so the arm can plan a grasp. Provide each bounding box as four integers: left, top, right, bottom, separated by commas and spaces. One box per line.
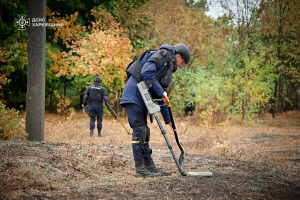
44, 110, 300, 171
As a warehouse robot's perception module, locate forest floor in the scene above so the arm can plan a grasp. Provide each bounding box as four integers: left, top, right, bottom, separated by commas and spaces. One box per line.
0, 111, 300, 200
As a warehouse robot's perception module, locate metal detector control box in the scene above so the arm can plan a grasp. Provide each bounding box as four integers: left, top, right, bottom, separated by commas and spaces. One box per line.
137, 81, 160, 114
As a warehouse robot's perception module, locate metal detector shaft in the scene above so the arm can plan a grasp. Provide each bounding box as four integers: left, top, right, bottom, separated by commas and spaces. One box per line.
153, 112, 187, 176
106, 103, 131, 135
115, 115, 131, 135
137, 81, 213, 177
164, 103, 213, 177
168, 107, 185, 166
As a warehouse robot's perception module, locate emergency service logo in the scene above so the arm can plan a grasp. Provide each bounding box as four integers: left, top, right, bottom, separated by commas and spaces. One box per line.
14, 14, 64, 30
14, 15, 30, 30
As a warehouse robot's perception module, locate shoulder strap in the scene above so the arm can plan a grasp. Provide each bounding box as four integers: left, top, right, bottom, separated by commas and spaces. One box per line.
125, 49, 158, 83
125, 48, 173, 84
147, 49, 172, 68
138, 49, 157, 62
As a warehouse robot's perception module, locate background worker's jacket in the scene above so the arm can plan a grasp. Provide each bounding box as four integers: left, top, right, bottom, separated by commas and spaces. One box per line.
83, 83, 110, 106
120, 44, 175, 124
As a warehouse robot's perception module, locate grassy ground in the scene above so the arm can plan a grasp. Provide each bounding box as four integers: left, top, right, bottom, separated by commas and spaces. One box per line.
45, 110, 300, 170
0, 110, 299, 199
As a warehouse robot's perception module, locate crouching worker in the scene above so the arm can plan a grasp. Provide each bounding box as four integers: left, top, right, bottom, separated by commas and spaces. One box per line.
120, 44, 190, 177
82, 76, 111, 137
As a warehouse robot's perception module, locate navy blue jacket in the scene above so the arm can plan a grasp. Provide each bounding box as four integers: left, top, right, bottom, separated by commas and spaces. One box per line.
83, 83, 110, 106
120, 44, 175, 124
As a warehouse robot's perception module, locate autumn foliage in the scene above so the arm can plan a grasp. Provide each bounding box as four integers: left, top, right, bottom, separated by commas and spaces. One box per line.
47, 7, 133, 93
0, 0, 299, 124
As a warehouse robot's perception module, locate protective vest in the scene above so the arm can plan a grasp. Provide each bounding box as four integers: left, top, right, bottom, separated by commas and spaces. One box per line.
84, 84, 107, 105
126, 48, 176, 88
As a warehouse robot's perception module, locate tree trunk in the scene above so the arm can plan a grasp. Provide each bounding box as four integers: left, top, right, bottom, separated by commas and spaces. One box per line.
278, 76, 283, 113
64, 80, 67, 97
296, 85, 299, 110
49, 83, 54, 106
26, 0, 46, 141
271, 79, 278, 118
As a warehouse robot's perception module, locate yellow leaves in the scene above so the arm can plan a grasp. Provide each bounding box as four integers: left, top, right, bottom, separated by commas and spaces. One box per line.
49, 7, 133, 89
0, 100, 25, 140
0, 74, 7, 90
69, 28, 132, 81
90, 7, 120, 31
46, 6, 133, 91
144, 0, 231, 67
48, 11, 86, 45
54, 90, 74, 119
47, 47, 71, 77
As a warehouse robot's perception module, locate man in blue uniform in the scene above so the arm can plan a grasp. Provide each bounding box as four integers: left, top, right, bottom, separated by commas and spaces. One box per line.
82, 76, 111, 137
120, 44, 190, 177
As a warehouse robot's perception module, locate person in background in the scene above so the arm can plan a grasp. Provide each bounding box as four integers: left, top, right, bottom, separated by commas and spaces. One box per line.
184, 92, 196, 117
82, 76, 111, 137
120, 44, 190, 177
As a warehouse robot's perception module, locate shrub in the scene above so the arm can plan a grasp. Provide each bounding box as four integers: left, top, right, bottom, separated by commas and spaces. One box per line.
0, 100, 26, 140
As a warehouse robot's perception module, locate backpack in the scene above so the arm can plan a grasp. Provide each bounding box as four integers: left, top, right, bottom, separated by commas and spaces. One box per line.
125, 49, 175, 88
125, 49, 154, 82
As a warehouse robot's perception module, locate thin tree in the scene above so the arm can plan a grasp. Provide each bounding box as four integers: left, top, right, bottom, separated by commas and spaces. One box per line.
26, 0, 46, 141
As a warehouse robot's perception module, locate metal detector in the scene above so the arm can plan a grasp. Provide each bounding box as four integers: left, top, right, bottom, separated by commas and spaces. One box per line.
82, 106, 89, 115
105, 102, 131, 135
137, 81, 213, 177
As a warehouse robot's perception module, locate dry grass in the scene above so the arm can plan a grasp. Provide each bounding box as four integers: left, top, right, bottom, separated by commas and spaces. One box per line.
1, 110, 299, 199
44, 110, 300, 172
45, 112, 131, 146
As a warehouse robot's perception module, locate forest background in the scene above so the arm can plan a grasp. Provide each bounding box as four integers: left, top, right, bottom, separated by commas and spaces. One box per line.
0, 0, 299, 139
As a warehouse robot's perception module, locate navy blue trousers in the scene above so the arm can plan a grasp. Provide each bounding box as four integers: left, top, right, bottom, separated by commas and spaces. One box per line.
125, 103, 152, 161
89, 104, 103, 131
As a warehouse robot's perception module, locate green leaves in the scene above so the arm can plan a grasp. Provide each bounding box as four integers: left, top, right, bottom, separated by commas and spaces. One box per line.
171, 65, 230, 124
170, 42, 279, 122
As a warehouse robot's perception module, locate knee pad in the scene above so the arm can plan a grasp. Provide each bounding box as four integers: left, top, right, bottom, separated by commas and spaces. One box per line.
132, 126, 148, 143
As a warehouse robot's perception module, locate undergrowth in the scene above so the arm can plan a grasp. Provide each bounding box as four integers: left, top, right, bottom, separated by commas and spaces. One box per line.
0, 100, 26, 140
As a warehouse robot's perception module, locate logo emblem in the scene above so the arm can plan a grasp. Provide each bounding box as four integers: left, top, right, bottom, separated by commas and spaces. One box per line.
14, 15, 30, 30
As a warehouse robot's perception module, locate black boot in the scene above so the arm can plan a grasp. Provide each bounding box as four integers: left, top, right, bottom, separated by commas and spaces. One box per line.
135, 161, 162, 177
90, 129, 94, 136
145, 159, 172, 176
98, 129, 102, 137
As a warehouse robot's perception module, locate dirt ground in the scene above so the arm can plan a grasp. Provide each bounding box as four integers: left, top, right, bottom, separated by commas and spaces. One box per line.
0, 111, 300, 200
